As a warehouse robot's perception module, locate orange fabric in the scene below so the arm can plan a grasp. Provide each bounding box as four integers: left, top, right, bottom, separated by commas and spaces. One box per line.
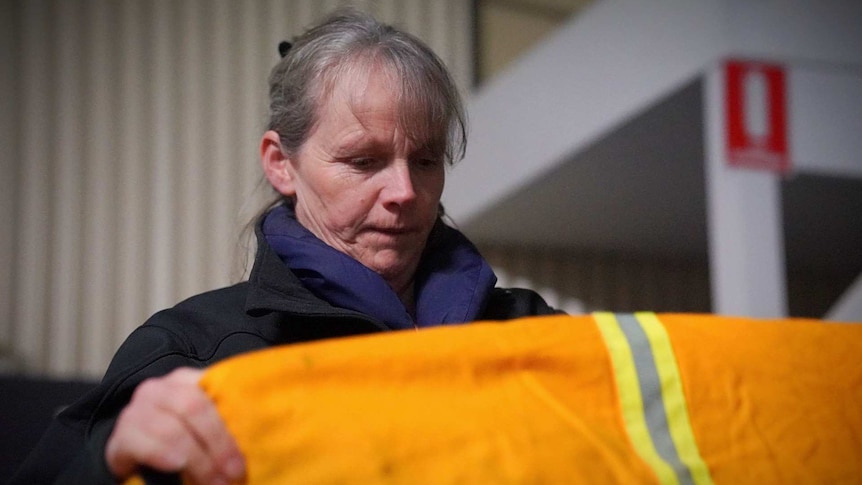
200, 315, 653, 484
660, 314, 862, 483
190, 314, 861, 484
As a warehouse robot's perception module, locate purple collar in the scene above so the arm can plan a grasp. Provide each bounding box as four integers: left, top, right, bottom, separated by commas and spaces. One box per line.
262, 204, 497, 330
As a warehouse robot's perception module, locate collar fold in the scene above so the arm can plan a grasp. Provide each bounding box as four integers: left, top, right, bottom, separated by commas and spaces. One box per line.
258, 204, 496, 330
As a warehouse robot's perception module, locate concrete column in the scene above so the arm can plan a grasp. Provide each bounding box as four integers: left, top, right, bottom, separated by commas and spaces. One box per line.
703, 62, 788, 318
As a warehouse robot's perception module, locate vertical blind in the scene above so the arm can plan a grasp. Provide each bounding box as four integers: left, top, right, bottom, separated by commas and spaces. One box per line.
0, 0, 474, 378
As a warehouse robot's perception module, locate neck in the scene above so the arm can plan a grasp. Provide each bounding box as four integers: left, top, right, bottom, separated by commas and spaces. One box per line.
396, 281, 416, 318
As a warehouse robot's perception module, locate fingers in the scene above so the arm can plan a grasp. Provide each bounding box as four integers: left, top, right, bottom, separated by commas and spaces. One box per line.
158, 369, 246, 484
165, 369, 245, 473
105, 368, 246, 485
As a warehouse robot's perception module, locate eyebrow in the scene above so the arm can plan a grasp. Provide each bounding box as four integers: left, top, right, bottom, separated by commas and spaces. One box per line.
331, 133, 378, 157
330, 123, 441, 159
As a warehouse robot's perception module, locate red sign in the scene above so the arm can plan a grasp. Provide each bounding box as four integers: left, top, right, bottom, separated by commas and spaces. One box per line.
725, 60, 789, 172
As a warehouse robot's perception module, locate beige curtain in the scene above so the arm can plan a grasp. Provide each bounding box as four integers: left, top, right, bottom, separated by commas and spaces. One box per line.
0, 0, 473, 378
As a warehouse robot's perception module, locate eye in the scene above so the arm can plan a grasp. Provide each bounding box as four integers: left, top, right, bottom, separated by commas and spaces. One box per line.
348, 157, 378, 170
414, 157, 442, 170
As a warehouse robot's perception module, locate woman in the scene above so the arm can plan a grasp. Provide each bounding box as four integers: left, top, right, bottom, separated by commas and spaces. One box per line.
12, 9, 557, 485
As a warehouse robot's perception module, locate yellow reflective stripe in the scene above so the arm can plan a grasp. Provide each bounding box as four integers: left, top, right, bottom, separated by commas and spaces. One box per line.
635, 312, 714, 485
594, 312, 680, 485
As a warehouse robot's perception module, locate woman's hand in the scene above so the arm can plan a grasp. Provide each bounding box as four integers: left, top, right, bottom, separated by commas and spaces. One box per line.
105, 368, 246, 485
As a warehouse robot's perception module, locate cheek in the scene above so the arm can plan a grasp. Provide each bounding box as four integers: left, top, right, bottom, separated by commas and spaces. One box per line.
325, 188, 376, 230
421, 171, 445, 207
433, 173, 445, 199
409, 173, 444, 231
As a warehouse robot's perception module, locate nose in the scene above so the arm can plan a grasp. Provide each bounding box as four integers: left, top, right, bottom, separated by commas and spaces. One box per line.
382, 161, 417, 206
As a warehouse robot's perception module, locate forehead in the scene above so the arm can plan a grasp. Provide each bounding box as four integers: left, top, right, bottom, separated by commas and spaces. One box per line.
328, 64, 397, 118
317, 60, 445, 151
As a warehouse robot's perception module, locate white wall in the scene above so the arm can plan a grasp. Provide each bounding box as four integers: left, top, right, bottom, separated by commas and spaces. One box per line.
791, 67, 862, 179
446, 0, 862, 319
447, 0, 862, 224
444, 0, 729, 223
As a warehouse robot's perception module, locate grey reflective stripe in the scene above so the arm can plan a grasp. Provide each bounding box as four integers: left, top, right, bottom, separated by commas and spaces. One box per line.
616, 314, 695, 485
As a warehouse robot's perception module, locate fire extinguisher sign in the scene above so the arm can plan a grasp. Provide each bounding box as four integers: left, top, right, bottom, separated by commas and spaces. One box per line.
725, 59, 789, 173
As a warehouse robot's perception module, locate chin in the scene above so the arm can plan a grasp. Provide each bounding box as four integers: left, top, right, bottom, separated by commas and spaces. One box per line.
366, 250, 421, 287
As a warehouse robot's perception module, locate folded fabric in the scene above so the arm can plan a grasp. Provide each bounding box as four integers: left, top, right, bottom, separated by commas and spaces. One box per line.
152, 313, 862, 484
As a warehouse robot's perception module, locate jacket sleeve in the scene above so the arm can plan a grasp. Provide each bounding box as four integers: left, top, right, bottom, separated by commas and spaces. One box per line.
480, 287, 565, 320
9, 322, 203, 485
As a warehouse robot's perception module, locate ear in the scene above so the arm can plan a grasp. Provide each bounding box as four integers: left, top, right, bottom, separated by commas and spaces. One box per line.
260, 130, 296, 197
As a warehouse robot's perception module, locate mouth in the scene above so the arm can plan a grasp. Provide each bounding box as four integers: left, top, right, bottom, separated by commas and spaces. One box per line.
376, 226, 411, 233
366, 226, 423, 242
372, 227, 415, 238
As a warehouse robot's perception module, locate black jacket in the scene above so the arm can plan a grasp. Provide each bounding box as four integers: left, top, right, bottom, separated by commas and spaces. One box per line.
12, 225, 557, 484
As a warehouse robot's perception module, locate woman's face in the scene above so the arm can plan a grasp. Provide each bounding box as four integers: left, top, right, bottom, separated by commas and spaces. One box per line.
270, 67, 445, 293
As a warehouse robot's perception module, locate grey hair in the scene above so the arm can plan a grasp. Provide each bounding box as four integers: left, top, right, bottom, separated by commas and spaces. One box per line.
266, 8, 467, 164
236, 9, 467, 279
